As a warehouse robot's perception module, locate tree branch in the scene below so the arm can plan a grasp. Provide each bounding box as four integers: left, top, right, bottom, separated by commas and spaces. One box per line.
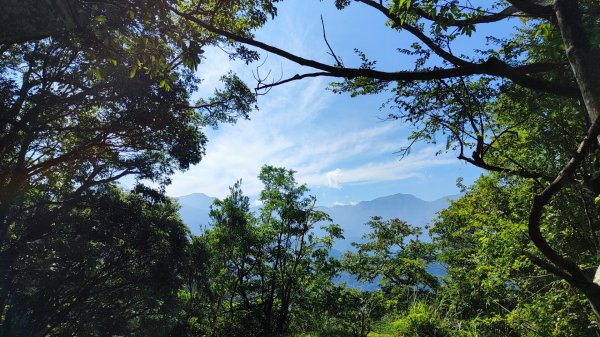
172, 7, 579, 98
527, 109, 600, 288
506, 0, 555, 19
555, 0, 600, 126
457, 153, 552, 180
413, 5, 521, 27
356, 0, 469, 67
320, 15, 343, 67
256, 72, 335, 91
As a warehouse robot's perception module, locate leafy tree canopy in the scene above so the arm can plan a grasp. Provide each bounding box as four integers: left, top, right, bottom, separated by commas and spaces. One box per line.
175, 166, 343, 337
0, 0, 273, 246
343, 216, 438, 296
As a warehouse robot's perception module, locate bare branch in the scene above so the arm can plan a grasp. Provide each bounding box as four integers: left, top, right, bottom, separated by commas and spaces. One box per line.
256, 72, 335, 91
320, 15, 343, 67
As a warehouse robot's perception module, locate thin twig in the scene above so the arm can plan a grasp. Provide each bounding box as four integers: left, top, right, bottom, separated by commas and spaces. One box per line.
320, 15, 343, 67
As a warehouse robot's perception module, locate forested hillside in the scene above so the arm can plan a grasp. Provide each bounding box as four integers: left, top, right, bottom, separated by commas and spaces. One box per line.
2, 0, 600, 336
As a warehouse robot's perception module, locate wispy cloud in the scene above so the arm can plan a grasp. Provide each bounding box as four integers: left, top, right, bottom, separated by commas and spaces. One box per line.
166, 78, 457, 198
332, 201, 359, 207
165, 3, 463, 199
300, 147, 456, 189
166, 76, 337, 197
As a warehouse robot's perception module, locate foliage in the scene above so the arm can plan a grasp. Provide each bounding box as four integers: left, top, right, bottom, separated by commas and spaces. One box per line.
4, 0, 600, 335
0, 0, 267, 227
175, 166, 343, 337
343, 217, 438, 298
432, 175, 599, 336
391, 301, 452, 337
171, 0, 600, 324
332, 288, 386, 337
1, 185, 188, 336
0, 1, 268, 331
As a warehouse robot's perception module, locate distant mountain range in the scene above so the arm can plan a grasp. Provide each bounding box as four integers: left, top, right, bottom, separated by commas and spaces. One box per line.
176, 192, 456, 250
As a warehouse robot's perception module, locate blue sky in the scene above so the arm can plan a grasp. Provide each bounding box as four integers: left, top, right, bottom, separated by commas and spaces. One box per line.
165, 0, 491, 206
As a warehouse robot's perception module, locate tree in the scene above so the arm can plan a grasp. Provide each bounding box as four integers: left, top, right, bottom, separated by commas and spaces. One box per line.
0, 0, 277, 245
343, 217, 438, 299
176, 167, 343, 337
432, 175, 598, 336
1, 185, 189, 337
170, 0, 600, 320
255, 165, 342, 335
0, 39, 247, 335
175, 180, 262, 337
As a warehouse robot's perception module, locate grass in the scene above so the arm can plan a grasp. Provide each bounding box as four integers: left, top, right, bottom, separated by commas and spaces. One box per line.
368, 332, 395, 337
292, 330, 395, 337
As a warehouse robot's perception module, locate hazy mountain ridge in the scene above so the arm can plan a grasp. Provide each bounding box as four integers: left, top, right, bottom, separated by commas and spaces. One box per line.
176, 192, 456, 250
176, 193, 215, 232
318, 193, 455, 250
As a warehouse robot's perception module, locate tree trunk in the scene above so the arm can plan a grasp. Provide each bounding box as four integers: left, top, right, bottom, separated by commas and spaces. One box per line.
554, 0, 600, 137
553, 0, 600, 321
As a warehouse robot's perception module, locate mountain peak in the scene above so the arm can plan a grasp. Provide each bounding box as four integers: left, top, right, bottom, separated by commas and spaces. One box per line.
176, 192, 216, 208
179, 192, 213, 198
370, 193, 424, 203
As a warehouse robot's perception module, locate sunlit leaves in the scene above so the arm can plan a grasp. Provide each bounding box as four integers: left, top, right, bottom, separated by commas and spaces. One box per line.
432, 175, 599, 335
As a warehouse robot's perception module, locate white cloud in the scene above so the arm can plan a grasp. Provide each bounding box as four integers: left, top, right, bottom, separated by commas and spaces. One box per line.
326, 169, 342, 189
333, 201, 358, 207
166, 101, 458, 197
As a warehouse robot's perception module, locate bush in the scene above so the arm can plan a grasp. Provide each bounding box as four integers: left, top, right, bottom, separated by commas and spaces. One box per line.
392, 302, 452, 337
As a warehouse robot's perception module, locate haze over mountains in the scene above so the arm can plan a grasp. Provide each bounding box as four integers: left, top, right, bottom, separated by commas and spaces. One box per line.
177, 192, 215, 232
177, 192, 455, 250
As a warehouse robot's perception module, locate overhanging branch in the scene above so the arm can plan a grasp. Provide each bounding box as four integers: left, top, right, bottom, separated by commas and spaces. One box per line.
413, 5, 521, 27
172, 7, 579, 98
